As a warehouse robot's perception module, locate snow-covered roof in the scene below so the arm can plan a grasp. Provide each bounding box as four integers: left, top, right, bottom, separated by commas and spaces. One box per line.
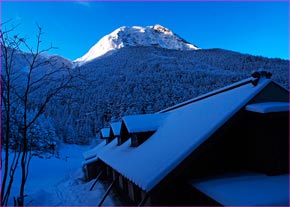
122, 113, 169, 133
100, 128, 110, 138
245, 102, 290, 114
82, 141, 106, 161
99, 78, 271, 192
82, 156, 99, 166
159, 77, 255, 113
191, 172, 289, 206
110, 122, 122, 136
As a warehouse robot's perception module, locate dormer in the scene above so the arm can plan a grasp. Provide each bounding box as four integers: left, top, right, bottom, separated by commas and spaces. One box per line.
100, 128, 110, 140
108, 122, 121, 144
119, 120, 131, 145
120, 113, 169, 147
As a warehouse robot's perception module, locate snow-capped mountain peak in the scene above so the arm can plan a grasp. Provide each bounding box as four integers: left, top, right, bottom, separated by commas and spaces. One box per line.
74, 24, 200, 65
152, 24, 173, 34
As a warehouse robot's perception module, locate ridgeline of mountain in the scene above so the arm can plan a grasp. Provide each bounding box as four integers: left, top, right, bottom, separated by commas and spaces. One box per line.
4, 48, 73, 73
74, 24, 199, 65
4, 25, 289, 145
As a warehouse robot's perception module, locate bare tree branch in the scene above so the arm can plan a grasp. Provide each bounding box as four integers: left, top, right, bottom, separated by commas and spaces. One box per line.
1, 21, 75, 206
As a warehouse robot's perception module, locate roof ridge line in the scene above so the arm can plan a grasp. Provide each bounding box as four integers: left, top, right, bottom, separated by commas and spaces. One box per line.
159, 78, 257, 113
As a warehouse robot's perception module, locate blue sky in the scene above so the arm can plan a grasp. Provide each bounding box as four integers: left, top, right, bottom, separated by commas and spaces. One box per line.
2, 1, 289, 60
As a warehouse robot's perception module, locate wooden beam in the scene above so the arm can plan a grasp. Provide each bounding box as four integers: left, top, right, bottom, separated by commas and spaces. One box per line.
98, 177, 117, 206
90, 170, 104, 191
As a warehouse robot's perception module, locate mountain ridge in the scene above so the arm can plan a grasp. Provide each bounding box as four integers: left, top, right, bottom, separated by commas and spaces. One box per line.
4, 30, 289, 145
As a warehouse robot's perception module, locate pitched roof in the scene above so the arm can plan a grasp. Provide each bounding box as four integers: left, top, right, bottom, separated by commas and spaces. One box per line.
122, 113, 169, 133
99, 77, 272, 191
191, 172, 289, 206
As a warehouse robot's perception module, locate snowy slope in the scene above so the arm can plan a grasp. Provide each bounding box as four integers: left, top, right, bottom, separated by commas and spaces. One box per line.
74, 24, 200, 65
1, 144, 118, 206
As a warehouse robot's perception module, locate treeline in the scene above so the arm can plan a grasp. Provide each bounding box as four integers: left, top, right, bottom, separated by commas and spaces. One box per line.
43, 46, 289, 144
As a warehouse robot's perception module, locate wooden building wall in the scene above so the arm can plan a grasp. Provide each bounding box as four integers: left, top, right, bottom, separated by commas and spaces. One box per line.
244, 111, 289, 175
83, 160, 104, 181
100, 163, 145, 205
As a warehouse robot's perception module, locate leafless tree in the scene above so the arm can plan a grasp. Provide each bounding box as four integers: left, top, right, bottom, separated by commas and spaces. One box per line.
1, 22, 74, 206
1, 21, 23, 206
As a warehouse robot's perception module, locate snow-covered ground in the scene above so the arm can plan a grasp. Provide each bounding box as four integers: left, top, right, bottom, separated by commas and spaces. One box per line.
2, 143, 117, 206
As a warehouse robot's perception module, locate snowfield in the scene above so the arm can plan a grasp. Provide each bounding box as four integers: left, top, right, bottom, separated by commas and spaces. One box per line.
1, 143, 117, 206
74, 24, 199, 65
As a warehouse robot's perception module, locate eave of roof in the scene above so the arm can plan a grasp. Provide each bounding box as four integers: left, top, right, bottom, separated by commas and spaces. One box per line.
83, 140, 106, 161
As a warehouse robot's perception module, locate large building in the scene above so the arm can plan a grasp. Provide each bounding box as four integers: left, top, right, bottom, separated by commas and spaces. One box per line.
83, 70, 289, 206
